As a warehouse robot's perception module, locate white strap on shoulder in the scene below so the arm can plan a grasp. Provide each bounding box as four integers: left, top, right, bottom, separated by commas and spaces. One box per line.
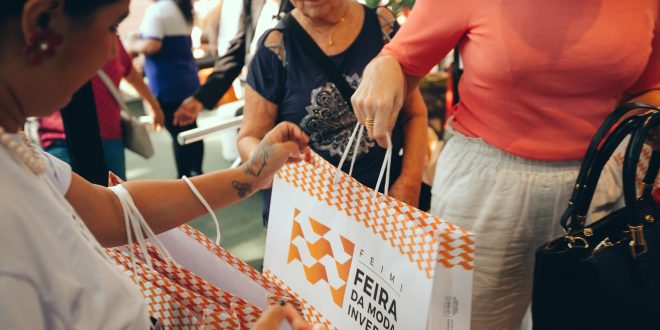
182, 175, 222, 245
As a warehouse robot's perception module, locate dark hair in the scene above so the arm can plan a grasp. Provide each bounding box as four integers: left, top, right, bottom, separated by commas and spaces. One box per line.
1, 0, 119, 22
174, 0, 194, 24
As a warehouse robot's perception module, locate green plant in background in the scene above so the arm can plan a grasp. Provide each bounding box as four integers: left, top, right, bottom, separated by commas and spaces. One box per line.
365, 0, 415, 14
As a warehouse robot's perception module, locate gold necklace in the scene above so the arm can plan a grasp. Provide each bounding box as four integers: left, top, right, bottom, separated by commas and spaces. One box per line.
306, 2, 352, 46
327, 16, 346, 46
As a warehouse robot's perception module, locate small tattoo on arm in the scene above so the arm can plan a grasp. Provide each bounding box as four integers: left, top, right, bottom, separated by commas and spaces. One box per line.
244, 144, 273, 177
232, 181, 252, 198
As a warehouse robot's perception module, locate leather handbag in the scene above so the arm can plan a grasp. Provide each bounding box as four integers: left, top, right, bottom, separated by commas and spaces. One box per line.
532, 103, 660, 330
97, 70, 154, 159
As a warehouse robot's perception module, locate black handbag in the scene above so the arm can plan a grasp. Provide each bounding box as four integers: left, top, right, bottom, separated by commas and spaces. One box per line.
532, 103, 660, 330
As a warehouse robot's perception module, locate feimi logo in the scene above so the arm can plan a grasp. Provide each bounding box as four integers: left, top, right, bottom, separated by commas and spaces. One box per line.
287, 208, 355, 307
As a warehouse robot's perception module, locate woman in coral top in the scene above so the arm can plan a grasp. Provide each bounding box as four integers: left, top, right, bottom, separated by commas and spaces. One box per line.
351, 0, 659, 328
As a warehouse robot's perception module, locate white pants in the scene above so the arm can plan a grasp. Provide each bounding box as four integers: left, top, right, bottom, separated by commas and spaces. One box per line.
430, 132, 623, 330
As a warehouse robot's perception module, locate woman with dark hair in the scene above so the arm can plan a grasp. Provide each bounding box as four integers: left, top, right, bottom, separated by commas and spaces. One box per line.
128, 0, 204, 178
0, 0, 313, 328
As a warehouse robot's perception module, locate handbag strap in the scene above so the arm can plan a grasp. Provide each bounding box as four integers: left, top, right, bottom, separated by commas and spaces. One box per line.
569, 114, 647, 229
621, 111, 660, 258
572, 103, 657, 202
560, 103, 658, 231
97, 69, 132, 120
623, 111, 660, 221
451, 46, 462, 106
282, 13, 355, 104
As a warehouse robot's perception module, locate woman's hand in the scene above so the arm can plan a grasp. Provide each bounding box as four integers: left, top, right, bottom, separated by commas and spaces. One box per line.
389, 175, 421, 208
148, 102, 165, 131
351, 55, 406, 148
241, 122, 310, 190
251, 303, 321, 330
174, 96, 204, 127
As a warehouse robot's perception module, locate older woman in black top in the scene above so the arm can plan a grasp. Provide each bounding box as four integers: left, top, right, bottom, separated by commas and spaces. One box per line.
238, 0, 428, 226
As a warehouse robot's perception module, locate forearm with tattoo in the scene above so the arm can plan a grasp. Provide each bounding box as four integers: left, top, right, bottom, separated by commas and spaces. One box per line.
244, 144, 273, 177
231, 142, 273, 198
231, 181, 253, 198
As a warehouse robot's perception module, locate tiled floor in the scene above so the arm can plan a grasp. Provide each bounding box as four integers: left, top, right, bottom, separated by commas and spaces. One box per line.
125, 108, 265, 269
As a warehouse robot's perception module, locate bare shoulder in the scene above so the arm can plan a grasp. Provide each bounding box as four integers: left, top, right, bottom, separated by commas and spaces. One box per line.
263, 29, 286, 63
375, 7, 397, 39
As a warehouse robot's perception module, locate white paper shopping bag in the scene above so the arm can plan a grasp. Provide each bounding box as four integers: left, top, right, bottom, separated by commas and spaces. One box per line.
264, 150, 474, 330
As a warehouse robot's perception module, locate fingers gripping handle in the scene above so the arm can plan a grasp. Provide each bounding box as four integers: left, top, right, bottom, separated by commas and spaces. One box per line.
333, 122, 393, 200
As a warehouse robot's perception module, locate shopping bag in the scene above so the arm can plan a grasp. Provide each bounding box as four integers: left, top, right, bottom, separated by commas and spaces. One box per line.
108, 247, 241, 329
264, 146, 474, 330
107, 172, 301, 329
107, 181, 243, 329
155, 224, 302, 327
143, 243, 262, 329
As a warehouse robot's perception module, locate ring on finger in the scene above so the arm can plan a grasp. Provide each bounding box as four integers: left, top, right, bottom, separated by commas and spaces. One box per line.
364, 118, 375, 134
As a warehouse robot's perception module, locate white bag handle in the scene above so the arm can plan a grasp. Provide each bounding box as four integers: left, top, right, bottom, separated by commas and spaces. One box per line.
109, 176, 222, 275
111, 185, 174, 272
349, 125, 366, 178
373, 134, 392, 200
333, 123, 361, 184
182, 175, 221, 246
333, 123, 393, 199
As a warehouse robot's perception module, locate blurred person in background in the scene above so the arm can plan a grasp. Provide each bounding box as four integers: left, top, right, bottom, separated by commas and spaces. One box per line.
38, 36, 163, 180
128, 0, 204, 178
172, 0, 294, 124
